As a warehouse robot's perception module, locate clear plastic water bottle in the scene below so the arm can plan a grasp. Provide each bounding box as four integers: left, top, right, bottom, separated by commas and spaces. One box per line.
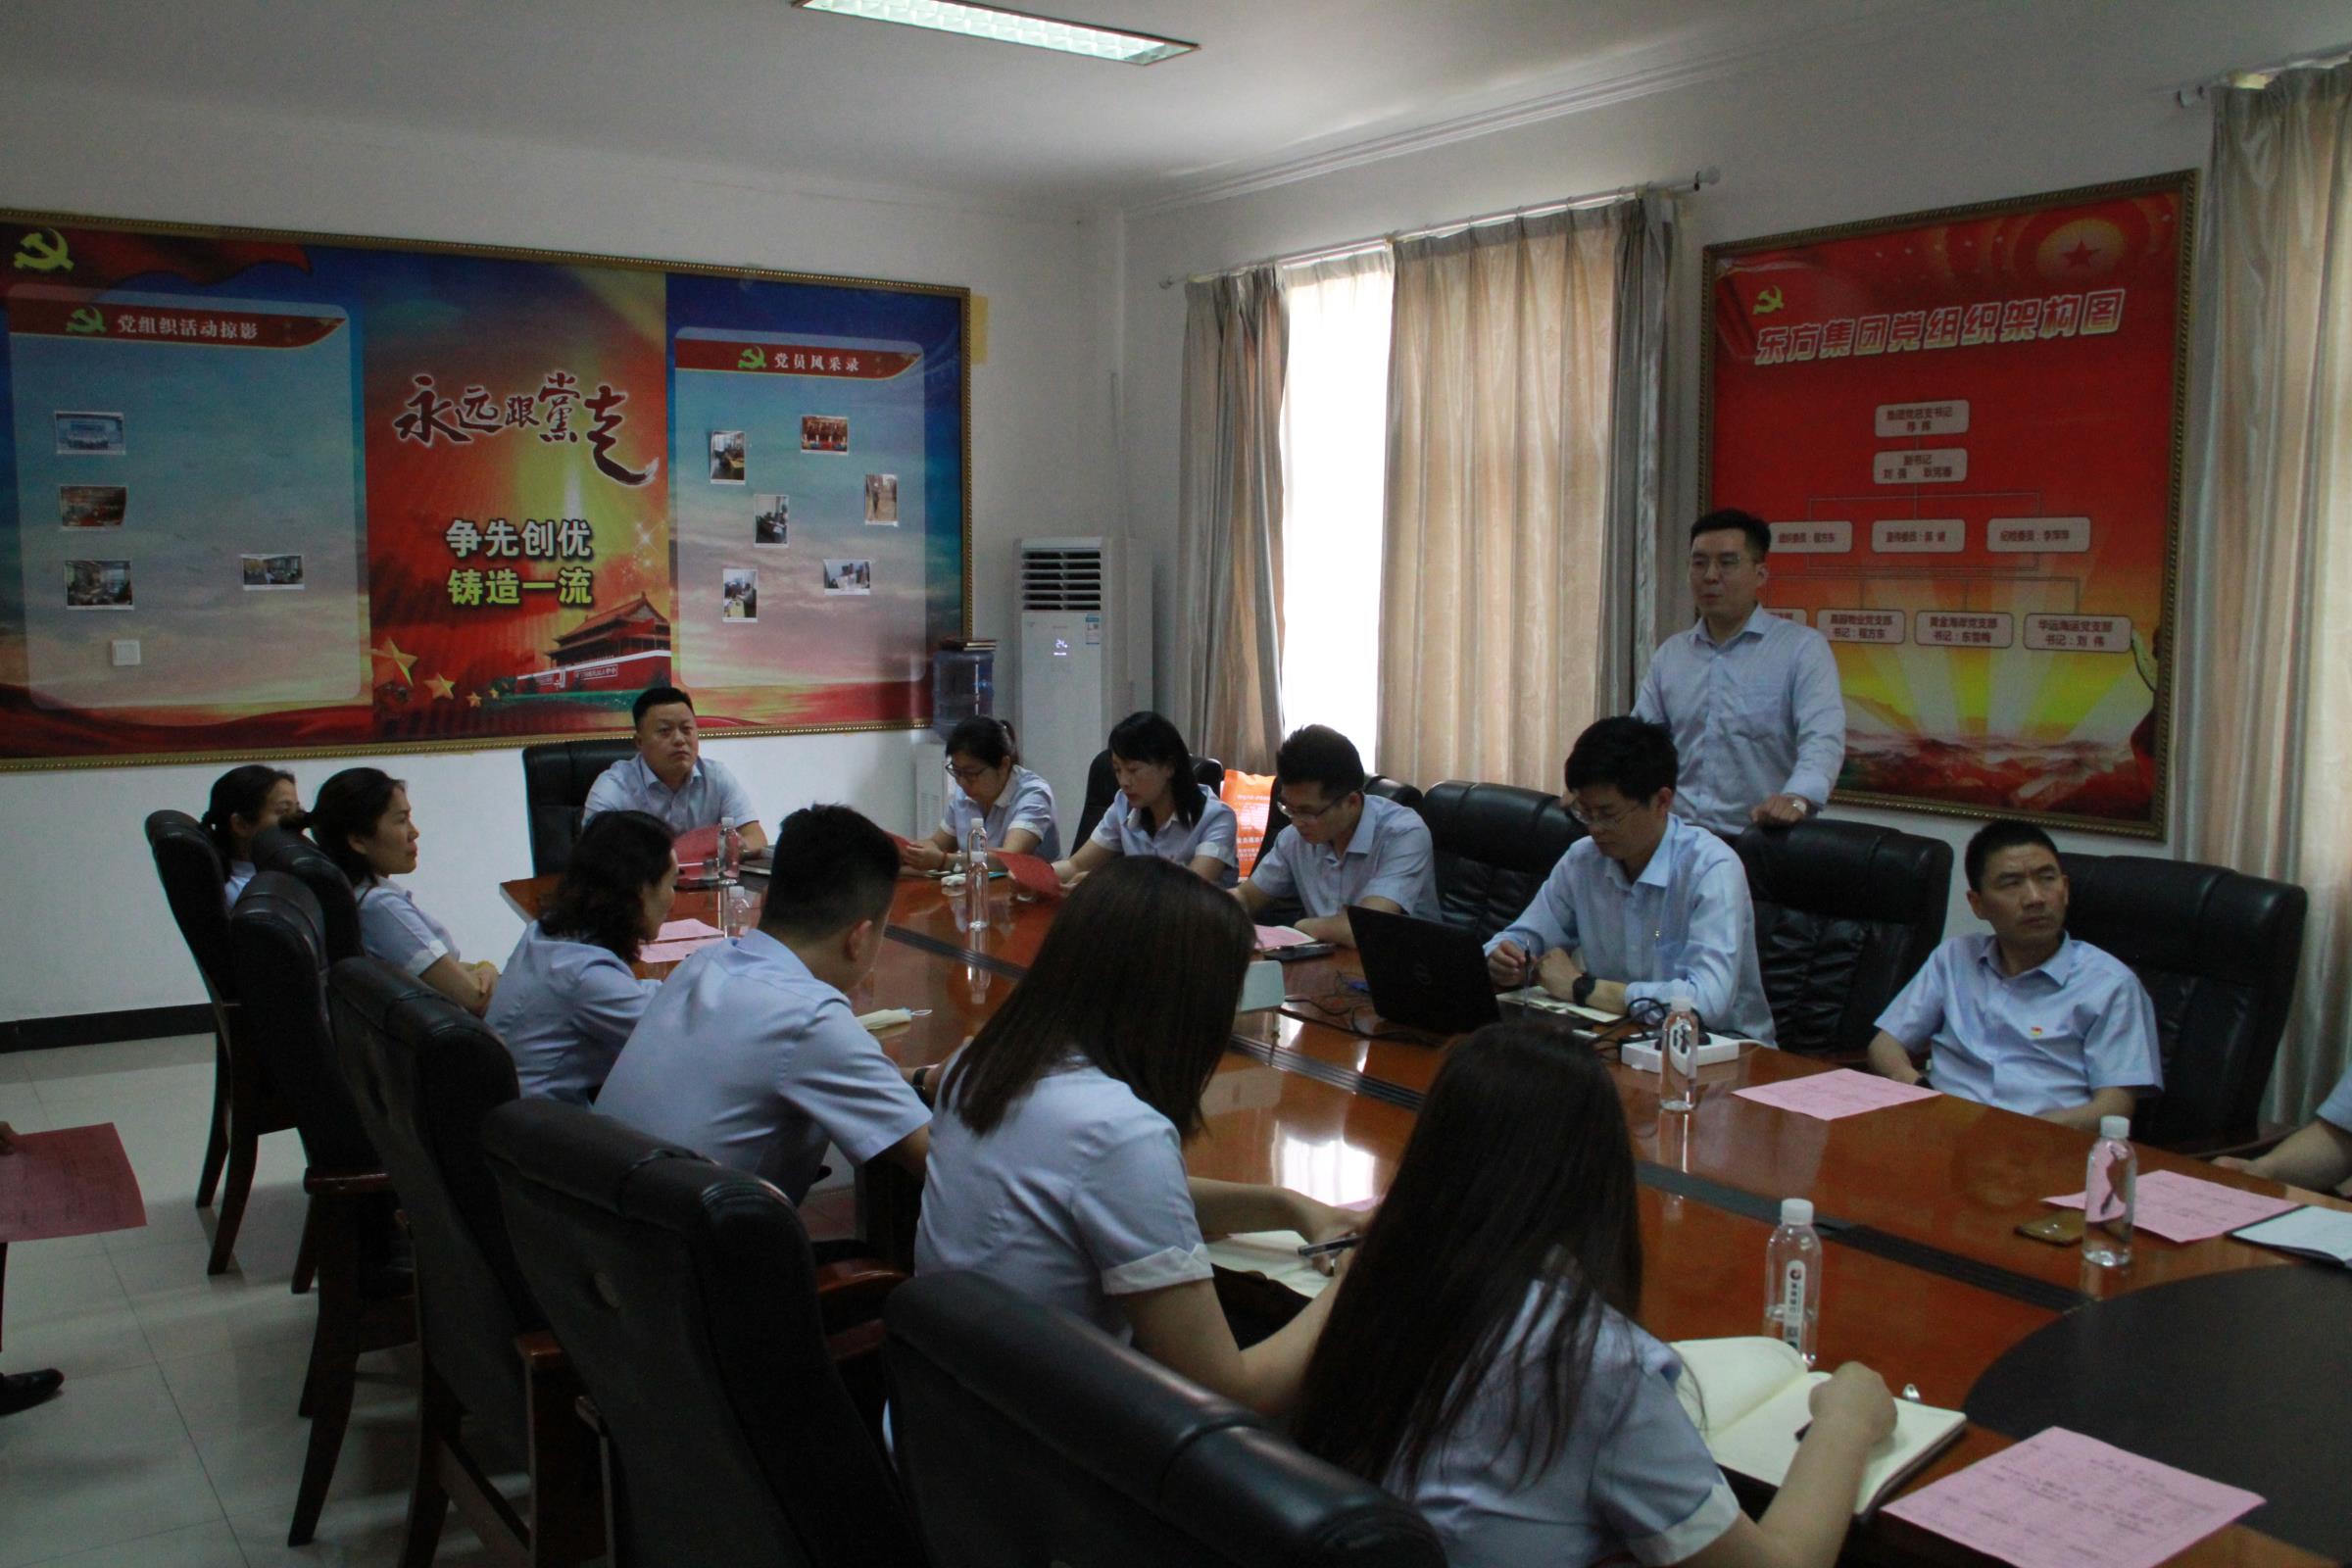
963, 817, 990, 932
1763, 1197, 1822, 1365
2083, 1114, 2136, 1268
721, 882, 753, 942
716, 816, 743, 886
1658, 985, 1699, 1113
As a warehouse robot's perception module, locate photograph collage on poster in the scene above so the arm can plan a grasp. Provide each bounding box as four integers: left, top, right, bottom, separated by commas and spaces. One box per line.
710, 415, 886, 621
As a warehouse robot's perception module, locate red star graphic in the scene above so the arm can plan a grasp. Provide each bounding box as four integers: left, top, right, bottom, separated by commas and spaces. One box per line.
2061, 240, 2097, 268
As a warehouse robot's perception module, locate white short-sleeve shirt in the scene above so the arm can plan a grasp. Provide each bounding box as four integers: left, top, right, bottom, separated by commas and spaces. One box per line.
224, 860, 257, 909
355, 880, 461, 976
2317, 1066, 2352, 1135
581, 752, 756, 837
1248, 793, 1438, 921
1397, 1286, 1741, 1568
914, 1056, 1212, 1342
1088, 794, 1241, 889
594, 928, 929, 1202
942, 764, 1062, 861
485, 921, 660, 1105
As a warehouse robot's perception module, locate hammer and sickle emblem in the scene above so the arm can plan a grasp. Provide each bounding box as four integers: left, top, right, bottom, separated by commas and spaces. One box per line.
737, 345, 764, 370
65, 306, 105, 334
13, 228, 74, 272
1753, 286, 1786, 316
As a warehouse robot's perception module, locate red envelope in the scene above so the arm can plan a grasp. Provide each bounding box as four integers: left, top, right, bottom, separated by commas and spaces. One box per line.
997, 852, 1065, 900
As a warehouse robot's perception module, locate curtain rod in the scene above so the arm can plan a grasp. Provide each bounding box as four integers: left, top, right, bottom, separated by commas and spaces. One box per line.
2173, 41, 2352, 105
1157, 166, 1719, 290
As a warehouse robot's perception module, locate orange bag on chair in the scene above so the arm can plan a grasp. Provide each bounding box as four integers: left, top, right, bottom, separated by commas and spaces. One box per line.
1221, 770, 1275, 875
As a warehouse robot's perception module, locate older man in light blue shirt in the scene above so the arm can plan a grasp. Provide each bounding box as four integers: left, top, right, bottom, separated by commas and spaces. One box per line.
1869, 819, 2159, 1130
1635, 510, 1844, 836
1236, 724, 1439, 946
582, 684, 765, 850
1483, 717, 1775, 1043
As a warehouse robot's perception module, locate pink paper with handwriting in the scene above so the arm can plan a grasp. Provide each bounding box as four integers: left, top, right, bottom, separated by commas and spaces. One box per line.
1732, 1069, 1939, 1121
1883, 1427, 2260, 1568
1253, 925, 1316, 950
2041, 1168, 2299, 1244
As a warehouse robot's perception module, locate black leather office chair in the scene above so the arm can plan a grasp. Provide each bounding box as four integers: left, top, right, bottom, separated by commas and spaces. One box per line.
146, 809, 295, 1275
885, 1270, 1444, 1568
1416, 781, 1586, 943
229, 877, 412, 1545
1734, 818, 1951, 1058
482, 1099, 918, 1568
2058, 853, 2307, 1151
1072, 749, 1228, 851
253, 825, 364, 963
326, 956, 602, 1568
521, 738, 639, 875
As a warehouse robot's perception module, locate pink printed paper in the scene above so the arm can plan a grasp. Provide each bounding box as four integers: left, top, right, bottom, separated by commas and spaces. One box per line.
2041, 1167, 2301, 1244
656, 917, 722, 941
1884, 1427, 2261, 1568
1254, 925, 1316, 950
1732, 1069, 1940, 1121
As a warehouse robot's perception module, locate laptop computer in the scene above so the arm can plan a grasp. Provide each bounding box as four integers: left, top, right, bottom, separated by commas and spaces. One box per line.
1348, 905, 1505, 1035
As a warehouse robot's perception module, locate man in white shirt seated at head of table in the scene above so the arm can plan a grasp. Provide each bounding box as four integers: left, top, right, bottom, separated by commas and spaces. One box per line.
1482, 716, 1777, 1043
594, 804, 929, 1201
581, 684, 768, 855
2217, 1065, 2352, 1196
1867, 819, 2161, 1131
1233, 724, 1438, 948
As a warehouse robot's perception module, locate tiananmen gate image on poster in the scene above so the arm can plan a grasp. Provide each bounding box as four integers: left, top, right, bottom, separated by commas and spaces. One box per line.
1701, 172, 2193, 837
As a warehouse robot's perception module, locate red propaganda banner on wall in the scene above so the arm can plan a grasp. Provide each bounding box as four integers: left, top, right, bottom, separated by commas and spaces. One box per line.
1701, 172, 2194, 837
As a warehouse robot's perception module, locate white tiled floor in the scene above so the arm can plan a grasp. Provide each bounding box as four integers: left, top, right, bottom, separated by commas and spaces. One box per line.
0, 1035, 500, 1566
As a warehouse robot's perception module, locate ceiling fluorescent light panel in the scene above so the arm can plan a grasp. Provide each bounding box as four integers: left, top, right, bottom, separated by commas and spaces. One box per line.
793, 0, 1196, 65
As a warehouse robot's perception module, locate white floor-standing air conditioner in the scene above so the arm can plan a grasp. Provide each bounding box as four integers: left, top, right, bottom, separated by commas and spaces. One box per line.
1017, 536, 1149, 846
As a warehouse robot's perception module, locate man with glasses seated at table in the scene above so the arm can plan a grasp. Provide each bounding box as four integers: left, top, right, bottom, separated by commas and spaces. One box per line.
582, 684, 768, 854
1233, 724, 1437, 948
1482, 716, 1776, 1043
1866, 819, 2160, 1131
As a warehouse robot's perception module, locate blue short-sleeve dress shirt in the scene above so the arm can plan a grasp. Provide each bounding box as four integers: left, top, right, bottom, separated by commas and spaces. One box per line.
2317, 1066, 2352, 1135
355, 880, 461, 976
1248, 793, 1439, 922
941, 764, 1062, 861
593, 929, 929, 1201
1634, 606, 1846, 836
485, 921, 660, 1105
1087, 794, 1241, 888
1874, 933, 2162, 1116
581, 752, 756, 837
914, 1055, 1212, 1342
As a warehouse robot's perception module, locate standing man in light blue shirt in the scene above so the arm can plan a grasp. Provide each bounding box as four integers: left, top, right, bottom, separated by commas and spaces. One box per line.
1236, 724, 1437, 946
582, 685, 767, 853
595, 805, 929, 1201
1868, 820, 2160, 1130
1483, 717, 1776, 1043
1635, 510, 1845, 835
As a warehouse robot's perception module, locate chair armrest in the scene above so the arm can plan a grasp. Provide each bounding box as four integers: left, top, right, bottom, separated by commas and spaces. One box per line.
824, 1316, 888, 1365
815, 1258, 906, 1335
303, 1168, 394, 1199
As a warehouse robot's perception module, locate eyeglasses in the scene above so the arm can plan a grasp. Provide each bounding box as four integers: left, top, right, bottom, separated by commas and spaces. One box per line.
1566, 800, 1639, 829
1281, 795, 1349, 822
944, 760, 996, 785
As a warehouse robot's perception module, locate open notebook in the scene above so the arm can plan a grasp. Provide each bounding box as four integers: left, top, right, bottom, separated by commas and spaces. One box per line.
1671, 1338, 1965, 1516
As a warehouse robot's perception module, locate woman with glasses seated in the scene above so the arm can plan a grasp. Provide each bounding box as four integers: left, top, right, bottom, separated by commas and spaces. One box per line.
1052, 710, 1239, 888
900, 717, 1061, 872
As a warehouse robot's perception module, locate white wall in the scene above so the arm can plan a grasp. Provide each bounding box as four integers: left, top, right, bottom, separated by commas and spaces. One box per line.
1117, 0, 2352, 939
0, 82, 1119, 1021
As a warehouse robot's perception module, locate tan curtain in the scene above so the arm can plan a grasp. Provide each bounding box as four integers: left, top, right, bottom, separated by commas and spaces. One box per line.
1378, 202, 1639, 788
1601, 195, 1675, 710
1176, 269, 1288, 774
2180, 64, 2352, 1120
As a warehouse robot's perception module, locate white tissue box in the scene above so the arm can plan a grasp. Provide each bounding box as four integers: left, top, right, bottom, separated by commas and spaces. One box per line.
1621, 1038, 1744, 1074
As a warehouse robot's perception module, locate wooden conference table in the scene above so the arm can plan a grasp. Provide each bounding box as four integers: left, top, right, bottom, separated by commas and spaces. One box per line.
501, 871, 2346, 1568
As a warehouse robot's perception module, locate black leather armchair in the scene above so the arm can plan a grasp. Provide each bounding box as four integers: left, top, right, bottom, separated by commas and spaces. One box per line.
146, 808, 294, 1274
326, 956, 602, 1567
229, 877, 412, 1544
1072, 749, 1228, 852
253, 825, 363, 963
2059, 853, 2307, 1150
1734, 818, 1952, 1057
521, 738, 638, 875
482, 1099, 919, 1568
885, 1270, 1444, 1568
1417, 781, 1585, 943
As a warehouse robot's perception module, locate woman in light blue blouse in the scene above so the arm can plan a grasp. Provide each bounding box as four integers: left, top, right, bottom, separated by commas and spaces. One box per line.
1052, 710, 1238, 888
900, 716, 1062, 870
1291, 1025, 1896, 1568
488, 809, 672, 1104
204, 763, 302, 907
312, 767, 499, 1017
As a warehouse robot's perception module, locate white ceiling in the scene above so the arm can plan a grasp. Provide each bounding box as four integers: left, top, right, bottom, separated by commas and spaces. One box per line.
2, 0, 1933, 212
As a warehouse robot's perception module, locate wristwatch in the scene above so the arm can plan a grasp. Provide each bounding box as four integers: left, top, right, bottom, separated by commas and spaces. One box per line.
1571, 972, 1598, 1006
